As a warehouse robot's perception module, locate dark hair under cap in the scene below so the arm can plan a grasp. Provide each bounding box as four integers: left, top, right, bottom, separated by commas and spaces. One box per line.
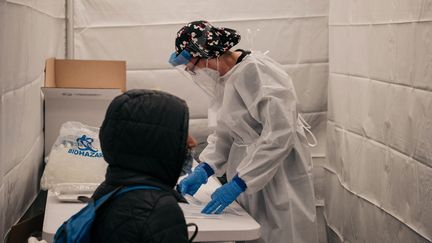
175, 20, 241, 59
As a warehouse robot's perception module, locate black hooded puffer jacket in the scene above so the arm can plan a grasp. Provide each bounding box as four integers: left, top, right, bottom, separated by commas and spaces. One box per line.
91, 89, 190, 243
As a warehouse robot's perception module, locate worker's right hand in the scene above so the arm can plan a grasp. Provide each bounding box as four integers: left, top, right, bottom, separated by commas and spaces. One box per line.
178, 163, 213, 196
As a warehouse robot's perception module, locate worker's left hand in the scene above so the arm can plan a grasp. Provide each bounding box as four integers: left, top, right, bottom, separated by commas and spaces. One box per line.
201, 175, 246, 214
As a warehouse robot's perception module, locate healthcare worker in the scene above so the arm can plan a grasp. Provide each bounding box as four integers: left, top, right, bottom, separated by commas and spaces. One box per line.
169, 20, 318, 243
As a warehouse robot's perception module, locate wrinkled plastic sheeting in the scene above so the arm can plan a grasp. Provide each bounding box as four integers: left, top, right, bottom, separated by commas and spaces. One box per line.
327, 0, 432, 241
0, 0, 65, 240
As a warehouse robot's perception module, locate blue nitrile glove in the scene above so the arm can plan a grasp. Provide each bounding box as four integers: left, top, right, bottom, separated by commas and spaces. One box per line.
202, 174, 247, 214
178, 162, 214, 196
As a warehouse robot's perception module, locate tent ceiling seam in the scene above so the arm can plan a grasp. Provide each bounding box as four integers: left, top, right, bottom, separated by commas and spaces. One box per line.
72, 15, 328, 29
330, 19, 432, 26
331, 72, 432, 93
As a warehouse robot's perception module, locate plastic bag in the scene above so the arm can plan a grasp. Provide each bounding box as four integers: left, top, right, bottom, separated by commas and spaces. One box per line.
40, 121, 107, 190
53, 183, 100, 202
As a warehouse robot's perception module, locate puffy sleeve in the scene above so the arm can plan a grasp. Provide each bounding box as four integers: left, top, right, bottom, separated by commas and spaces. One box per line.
234, 62, 300, 194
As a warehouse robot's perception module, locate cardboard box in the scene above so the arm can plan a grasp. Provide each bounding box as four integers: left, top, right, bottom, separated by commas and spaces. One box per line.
42, 58, 126, 154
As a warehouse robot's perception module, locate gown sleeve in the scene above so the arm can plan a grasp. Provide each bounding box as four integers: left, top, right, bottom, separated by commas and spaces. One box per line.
198, 117, 234, 177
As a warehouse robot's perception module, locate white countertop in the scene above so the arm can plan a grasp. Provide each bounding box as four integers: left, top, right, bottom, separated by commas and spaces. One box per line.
42, 176, 260, 242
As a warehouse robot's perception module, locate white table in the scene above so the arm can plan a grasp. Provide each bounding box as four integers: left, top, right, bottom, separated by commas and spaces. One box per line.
42, 177, 260, 242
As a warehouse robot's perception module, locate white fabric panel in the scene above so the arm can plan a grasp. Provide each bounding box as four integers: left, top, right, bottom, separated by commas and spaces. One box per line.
362, 79, 389, 143
327, 92, 432, 241
328, 0, 432, 241
349, 25, 369, 77
394, 23, 415, 86
285, 63, 329, 113
387, 85, 418, 156
393, 0, 424, 23
73, 17, 328, 69
368, 25, 394, 82
0, 134, 44, 240
329, 0, 351, 25
413, 22, 432, 90
0, 0, 6, 191
328, 26, 350, 74
325, 122, 344, 182
327, 118, 432, 241
7, 0, 65, 18
350, 0, 371, 25
323, 166, 345, 239
346, 76, 368, 135
327, 73, 349, 126
0, 0, 65, 240
416, 162, 432, 238
1, 77, 44, 176
330, 0, 428, 25
421, 1, 432, 21
127, 70, 210, 119
329, 74, 432, 167
330, 22, 432, 91
382, 150, 418, 231
73, 0, 328, 28
315, 206, 328, 243
412, 90, 432, 167
2, 1, 64, 93
324, 169, 431, 243
312, 159, 327, 202
369, 0, 395, 24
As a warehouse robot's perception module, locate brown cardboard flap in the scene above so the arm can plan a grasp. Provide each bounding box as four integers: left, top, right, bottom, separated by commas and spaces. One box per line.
44, 58, 56, 88
53, 59, 126, 91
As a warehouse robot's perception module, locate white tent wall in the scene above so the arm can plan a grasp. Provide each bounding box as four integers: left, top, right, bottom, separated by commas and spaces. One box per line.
327, 0, 432, 242
0, 0, 65, 240
70, 1, 329, 241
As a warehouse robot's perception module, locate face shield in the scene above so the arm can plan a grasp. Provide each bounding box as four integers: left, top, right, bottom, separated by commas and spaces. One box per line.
169, 24, 224, 98
191, 59, 222, 98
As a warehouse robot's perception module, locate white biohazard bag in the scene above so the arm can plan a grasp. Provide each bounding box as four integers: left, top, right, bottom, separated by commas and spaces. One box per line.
41, 121, 107, 190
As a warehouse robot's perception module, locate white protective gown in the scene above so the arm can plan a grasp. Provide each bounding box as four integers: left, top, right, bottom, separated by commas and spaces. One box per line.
199, 52, 318, 243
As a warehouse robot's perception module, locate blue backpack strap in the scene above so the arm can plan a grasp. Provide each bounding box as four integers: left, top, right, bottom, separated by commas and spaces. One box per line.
54, 185, 161, 243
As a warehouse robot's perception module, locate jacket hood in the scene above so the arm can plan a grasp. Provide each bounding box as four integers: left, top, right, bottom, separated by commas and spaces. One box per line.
99, 89, 189, 187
